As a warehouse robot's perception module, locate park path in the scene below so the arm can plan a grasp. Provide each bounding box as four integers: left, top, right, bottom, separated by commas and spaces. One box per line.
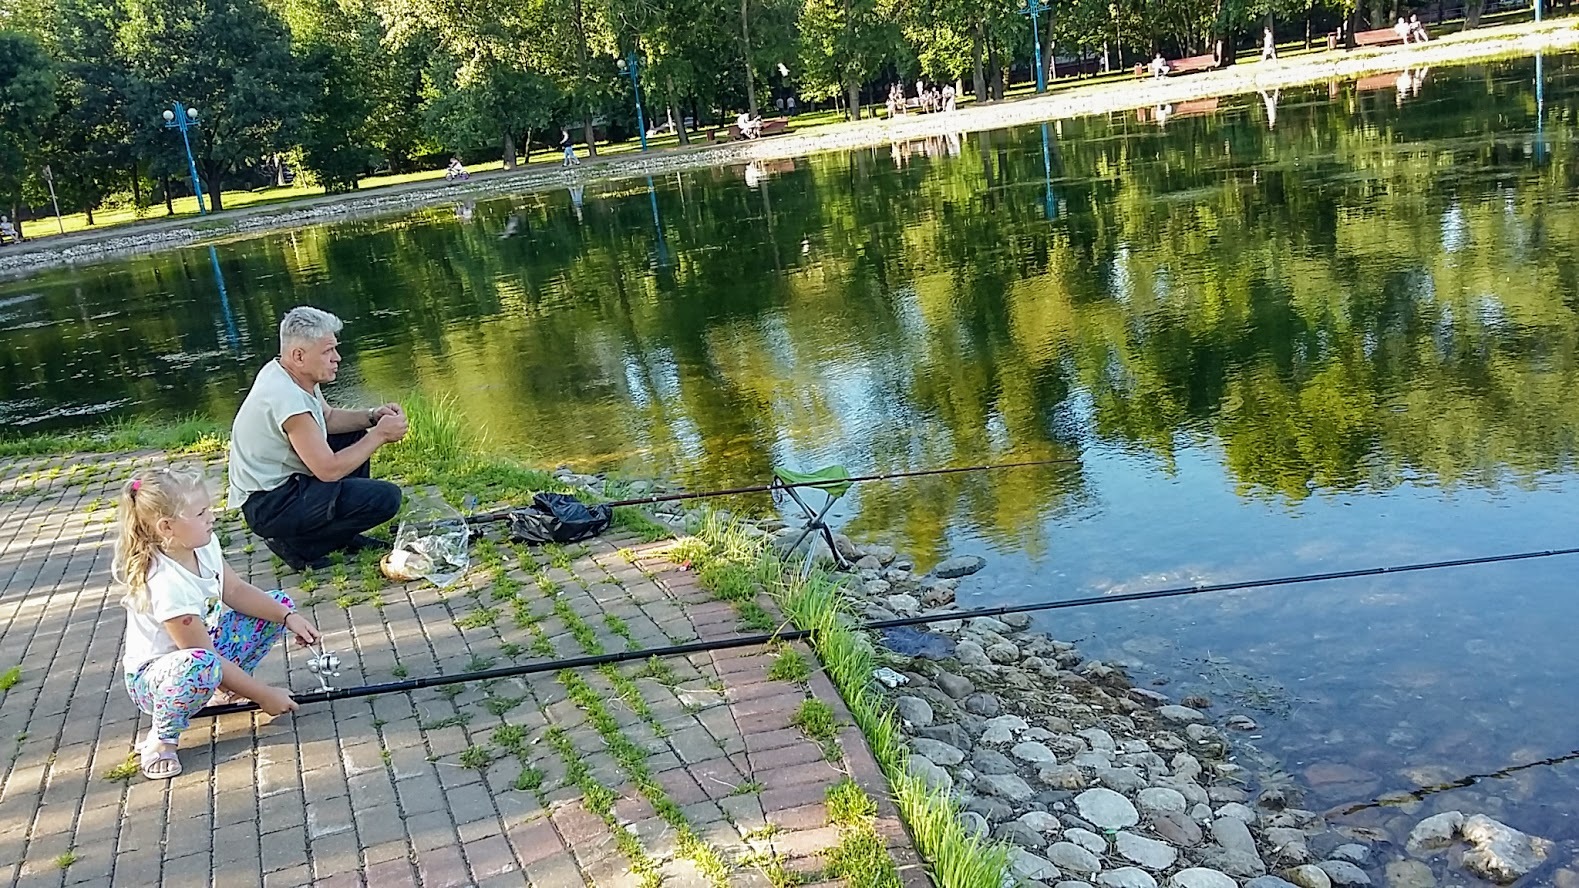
0, 450, 922, 887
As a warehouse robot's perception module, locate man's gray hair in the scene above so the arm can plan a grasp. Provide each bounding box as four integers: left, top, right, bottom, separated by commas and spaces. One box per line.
279, 306, 343, 351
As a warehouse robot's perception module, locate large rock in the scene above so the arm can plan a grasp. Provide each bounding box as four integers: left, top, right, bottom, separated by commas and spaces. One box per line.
1283, 864, 1332, 888
1316, 860, 1372, 887
934, 555, 987, 579
1211, 817, 1259, 856
1013, 741, 1060, 766
1009, 848, 1061, 882
1075, 788, 1140, 829
998, 820, 1049, 851
975, 772, 1036, 802
1201, 846, 1269, 879
1064, 828, 1108, 854
894, 696, 934, 727
956, 640, 992, 668
1100, 868, 1160, 888
1330, 845, 1369, 865
1040, 764, 1088, 790
1460, 814, 1552, 884
958, 810, 989, 839
1158, 705, 1208, 724
1246, 879, 1300, 888
1405, 811, 1463, 855
909, 738, 965, 766
1169, 869, 1238, 888
972, 748, 1018, 775
1115, 831, 1178, 870
1020, 811, 1062, 834
980, 714, 1027, 744
1383, 860, 1436, 888
987, 641, 1021, 664
936, 671, 974, 699
1153, 812, 1203, 847
1096, 767, 1148, 795
1048, 841, 1103, 875
1138, 787, 1188, 818
905, 755, 952, 793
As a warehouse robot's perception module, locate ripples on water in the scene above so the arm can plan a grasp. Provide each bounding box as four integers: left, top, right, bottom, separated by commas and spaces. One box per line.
2, 53, 1578, 858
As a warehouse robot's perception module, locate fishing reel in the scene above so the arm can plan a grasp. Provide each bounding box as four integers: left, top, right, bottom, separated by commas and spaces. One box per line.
304, 644, 341, 693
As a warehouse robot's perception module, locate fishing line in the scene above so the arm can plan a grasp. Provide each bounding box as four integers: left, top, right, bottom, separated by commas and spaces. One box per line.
193, 543, 1579, 718
1332, 747, 1579, 816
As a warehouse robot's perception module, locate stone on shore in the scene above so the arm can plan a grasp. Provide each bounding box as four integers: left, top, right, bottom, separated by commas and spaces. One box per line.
933, 555, 986, 579
1460, 814, 1552, 884
905, 755, 952, 793
1100, 868, 1161, 888
1009, 848, 1061, 881
1159, 705, 1208, 724
1383, 860, 1436, 888
1075, 788, 1140, 829
1048, 841, 1103, 874
895, 696, 933, 726
908, 737, 965, 766
1169, 869, 1238, 888
1406, 811, 1463, 855
1317, 859, 1372, 887
1138, 787, 1188, 818
1283, 864, 1332, 888
1116, 831, 1178, 870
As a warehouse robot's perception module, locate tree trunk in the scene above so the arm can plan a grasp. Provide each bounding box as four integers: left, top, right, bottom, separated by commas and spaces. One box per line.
275, 154, 289, 187
503, 131, 517, 169
85, 202, 94, 226
973, 22, 988, 101
209, 186, 223, 212
1305, 10, 1312, 49
130, 166, 142, 210
583, 116, 598, 157
162, 174, 174, 215
10, 206, 20, 240
988, 39, 1004, 100
846, 82, 862, 120
669, 78, 690, 146
573, 0, 596, 156
1465, 0, 1483, 27
740, 0, 759, 116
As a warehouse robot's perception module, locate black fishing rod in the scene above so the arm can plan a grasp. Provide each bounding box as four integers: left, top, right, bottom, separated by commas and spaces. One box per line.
193, 543, 1579, 719
464, 457, 1083, 525
1332, 747, 1579, 816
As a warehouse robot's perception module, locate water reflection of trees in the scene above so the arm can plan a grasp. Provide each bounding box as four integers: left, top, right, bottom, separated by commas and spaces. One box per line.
2, 56, 1578, 554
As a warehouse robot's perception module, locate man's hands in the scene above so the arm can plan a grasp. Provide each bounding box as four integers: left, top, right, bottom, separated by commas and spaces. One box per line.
371, 402, 408, 444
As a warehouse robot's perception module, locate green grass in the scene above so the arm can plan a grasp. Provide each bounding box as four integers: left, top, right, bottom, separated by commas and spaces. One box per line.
417, 712, 470, 730
791, 698, 839, 758
0, 666, 20, 691
767, 648, 811, 684
685, 513, 1012, 888
491, 723, 528, 754
455, 608, 499, 629
458, 745, 494, 770
0, 415, 227, 458
54, 850, 77, 870
513, 766, 544, 792
391, 664, 409, 679
101, 754, 140, 782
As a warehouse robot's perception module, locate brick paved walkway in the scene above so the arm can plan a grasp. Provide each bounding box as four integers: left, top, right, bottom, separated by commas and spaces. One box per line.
0, 452, 920, 887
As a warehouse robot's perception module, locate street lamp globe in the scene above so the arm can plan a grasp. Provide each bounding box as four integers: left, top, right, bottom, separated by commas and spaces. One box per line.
616, 57, 627, 73
162, 109, 175, 122
187, 106, 199, 119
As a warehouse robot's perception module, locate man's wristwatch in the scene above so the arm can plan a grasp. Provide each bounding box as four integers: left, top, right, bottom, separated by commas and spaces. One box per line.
367, 407, 378, 427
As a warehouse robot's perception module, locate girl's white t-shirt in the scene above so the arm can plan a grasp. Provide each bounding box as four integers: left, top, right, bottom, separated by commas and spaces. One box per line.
121, 536, 225, 673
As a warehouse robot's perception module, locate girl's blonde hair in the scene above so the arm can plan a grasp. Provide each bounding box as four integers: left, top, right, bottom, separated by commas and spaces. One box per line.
113, 467, 208, 613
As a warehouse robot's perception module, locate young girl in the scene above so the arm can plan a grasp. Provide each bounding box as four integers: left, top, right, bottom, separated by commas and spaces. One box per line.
115, 467, 321, 779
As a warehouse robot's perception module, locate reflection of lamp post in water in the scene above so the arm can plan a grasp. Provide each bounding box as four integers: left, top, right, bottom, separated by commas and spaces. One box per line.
646, 176, 669, 269
1534, 53, 1546, 164
616, 54, 649, 152
208, 246, 239, 349
161, 102, 207, 214
1020, 0, 1050, 93
1039, 123, 1057, 220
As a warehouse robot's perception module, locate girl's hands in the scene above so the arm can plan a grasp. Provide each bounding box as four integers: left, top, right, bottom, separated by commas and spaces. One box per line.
253, 685, 299, 717
284, 612, 321, 647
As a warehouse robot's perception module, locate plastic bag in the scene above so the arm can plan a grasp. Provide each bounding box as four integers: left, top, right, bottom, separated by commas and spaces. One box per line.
508, 492, 612, 544
383, 493, 470, 587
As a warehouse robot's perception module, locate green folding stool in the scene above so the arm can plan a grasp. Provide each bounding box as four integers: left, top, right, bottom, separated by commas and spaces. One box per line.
771, 465, 854, 571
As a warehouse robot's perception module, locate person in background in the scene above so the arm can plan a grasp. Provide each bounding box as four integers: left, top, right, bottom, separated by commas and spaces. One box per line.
1409, 14, 1430, 42
560, 129, 581, 167
1150, 53, 1170, 79
445, 156, 469, 181
1262, 26, 1277, 60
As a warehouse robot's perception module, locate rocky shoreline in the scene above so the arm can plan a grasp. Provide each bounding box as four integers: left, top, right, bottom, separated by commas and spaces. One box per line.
559, 468, 1573, 888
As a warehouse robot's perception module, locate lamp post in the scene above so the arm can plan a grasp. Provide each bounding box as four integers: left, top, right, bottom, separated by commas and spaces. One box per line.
1021, 0, 1050, 93
161, 102, 207, 214
616, 55, 649, 152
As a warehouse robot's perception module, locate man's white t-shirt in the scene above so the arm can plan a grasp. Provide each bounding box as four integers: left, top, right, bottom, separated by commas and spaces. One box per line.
227, 359, 326, 509
122, 535, 225, 673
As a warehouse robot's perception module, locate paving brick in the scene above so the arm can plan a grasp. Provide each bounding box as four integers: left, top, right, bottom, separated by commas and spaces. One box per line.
464, 834, 520, 880
416, 845, 472, 888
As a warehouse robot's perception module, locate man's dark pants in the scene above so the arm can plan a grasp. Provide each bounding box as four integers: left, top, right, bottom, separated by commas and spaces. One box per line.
241, 432, 403, 563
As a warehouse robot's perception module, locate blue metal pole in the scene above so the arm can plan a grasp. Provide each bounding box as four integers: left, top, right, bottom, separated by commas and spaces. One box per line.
209, 245, 239, 349
627, 55, 650, 152
1040, 123, 1056, 219
1031, 10, 1046, 93
166, 102, 208, 214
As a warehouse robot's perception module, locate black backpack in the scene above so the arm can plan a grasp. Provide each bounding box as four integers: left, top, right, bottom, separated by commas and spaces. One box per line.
507, 493, 613, 544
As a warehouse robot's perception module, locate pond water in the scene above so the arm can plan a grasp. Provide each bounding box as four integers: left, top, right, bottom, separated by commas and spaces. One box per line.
4, 52, 1579, 866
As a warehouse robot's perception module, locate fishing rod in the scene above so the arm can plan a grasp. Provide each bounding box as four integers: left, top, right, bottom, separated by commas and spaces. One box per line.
463, 457, 1083, 525
1332, 747, 1579, 816
193, 543, 1579, 719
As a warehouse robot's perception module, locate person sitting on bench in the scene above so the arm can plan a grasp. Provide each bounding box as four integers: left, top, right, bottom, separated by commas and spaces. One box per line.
1150, 53, 1170, 79
736, 111, 763, 139
227, 306, 407, 571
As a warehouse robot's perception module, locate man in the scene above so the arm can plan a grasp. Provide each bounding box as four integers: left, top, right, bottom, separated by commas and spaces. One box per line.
228, 307, 407, 571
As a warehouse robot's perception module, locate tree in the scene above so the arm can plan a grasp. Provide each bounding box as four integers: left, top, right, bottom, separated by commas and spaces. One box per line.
0, 31, 57, 227
797, 0, 894, 118
120, 0, 306, 210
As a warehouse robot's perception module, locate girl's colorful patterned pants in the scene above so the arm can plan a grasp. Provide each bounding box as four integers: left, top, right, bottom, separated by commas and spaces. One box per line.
124, 590, 293, 742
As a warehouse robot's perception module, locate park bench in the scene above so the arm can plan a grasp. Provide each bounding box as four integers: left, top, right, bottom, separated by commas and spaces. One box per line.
706, 117, 792, 143
1329, 27, 1406, 49
1134, 54, 1217, 77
